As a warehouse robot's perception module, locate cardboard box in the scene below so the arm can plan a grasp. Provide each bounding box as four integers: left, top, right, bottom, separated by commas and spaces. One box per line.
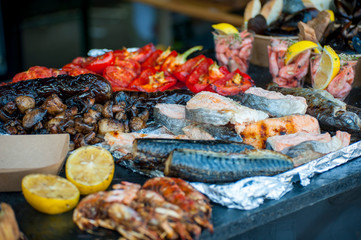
0, 134, 69, 192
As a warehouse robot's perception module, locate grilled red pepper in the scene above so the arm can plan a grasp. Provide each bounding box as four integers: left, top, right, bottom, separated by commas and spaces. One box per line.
141, 49, 163, 70
173, 54, 206, 82
161, 46, 203, 75
130, 68, 177, 92
211, 69, 254, 96
185, 59, 231, 94
83, 51, 115, 74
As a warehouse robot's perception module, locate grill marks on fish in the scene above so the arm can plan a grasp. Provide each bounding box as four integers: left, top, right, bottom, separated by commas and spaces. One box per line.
237, 114, 321, 149
267, 85, 361, 134
164, 149, 294, 183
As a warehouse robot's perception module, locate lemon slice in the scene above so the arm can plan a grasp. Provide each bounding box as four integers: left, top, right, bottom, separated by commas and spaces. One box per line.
312, 45, 340, 90
285, 40, 320, 65
212, 23, 239, 34
65, 146, 114, 195
22, 174, 80, 215
326, 10, 335, 22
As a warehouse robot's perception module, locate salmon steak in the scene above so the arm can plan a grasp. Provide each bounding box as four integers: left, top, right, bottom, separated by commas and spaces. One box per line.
236, 114, 321, 149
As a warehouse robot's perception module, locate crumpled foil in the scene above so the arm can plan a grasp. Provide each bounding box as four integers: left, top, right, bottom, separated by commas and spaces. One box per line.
87, 48, 139, 57
190, 140, 361, 210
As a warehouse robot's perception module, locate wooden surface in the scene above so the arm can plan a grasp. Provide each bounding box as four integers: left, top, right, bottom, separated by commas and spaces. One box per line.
130, 0, 246, 27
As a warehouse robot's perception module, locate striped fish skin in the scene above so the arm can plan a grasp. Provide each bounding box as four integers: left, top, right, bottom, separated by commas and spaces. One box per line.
164, 149, 294, 183
131, 138, 255, 170
267, 85, 361, 133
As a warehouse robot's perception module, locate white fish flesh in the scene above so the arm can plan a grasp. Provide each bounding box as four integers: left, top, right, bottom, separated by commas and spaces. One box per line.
231, 87, 308, 117
185, 91, 268, 126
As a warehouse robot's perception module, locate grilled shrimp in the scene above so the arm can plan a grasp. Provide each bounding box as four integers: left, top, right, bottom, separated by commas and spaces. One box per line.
214, 30, 254, 73
268, 39, 310, 88
311, 56, 357, 100
135, 189, 201, 240
143, 177, 213, 233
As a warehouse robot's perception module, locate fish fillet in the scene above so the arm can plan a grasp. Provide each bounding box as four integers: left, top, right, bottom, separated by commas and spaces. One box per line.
236, 114, 320, 149
186, 91, 268, 126
232, 87, 308, 117
104, 131, 189, 155
266, 132, 331, 152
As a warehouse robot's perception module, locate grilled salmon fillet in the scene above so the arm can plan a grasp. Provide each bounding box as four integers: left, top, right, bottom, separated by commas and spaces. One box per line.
236, 114, 320, 149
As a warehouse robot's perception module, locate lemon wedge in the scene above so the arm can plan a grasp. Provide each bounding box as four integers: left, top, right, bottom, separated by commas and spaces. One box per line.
312, 45, 340, 90
65, 146, 114, 195
326, 10, 335, 22
212, 23, 239, 34
285, 40, 320, 65
22, 174, 80, 215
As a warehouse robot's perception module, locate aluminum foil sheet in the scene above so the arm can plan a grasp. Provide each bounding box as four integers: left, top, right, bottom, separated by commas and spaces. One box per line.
190, 140, 361, 210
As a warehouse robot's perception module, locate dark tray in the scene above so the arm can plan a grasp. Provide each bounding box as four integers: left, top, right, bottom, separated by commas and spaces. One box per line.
2, 65, 361, 239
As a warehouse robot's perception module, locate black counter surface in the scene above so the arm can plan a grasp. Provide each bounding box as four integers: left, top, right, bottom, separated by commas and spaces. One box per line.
2, 65, 361, 240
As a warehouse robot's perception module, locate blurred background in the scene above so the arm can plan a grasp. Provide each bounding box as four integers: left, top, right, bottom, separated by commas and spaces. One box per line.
0, 0, 250, 81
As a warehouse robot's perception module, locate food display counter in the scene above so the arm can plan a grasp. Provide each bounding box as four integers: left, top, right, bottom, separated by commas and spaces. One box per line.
1, 64, 361, 239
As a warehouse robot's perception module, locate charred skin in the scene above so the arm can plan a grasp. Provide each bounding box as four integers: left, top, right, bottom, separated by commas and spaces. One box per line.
164, 149, 294, 183
131, 138, 255, 170
0, 74, 112, 106
267, 84, 361, 134
113, 89, 194, 121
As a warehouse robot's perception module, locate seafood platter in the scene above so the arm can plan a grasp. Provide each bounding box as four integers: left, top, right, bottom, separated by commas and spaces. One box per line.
2, 1, 361, 239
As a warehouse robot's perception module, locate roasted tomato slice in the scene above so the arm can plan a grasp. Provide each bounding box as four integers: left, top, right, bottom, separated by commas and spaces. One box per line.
83, 51, 115, 74
71, 56, 88, 67
113, 48, 130, 60
103, 65, 137, 88
128, 43, 156, 63
12, 66, 54, 82
212, 69, 254, 96
62, 63, 96, 76
130, 68, 177, 92
114, 58, 141, 76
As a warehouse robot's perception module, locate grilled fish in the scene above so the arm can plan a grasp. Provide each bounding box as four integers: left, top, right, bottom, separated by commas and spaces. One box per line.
236, 114, 321, 149
164, 149, 294, 183
231, 87, 308, 117
131, 138, 255, 170
182, 123, 243, 142
267, 84, 361, 134
282, 131, 351, 166
266, 132, 332, 152
154, 103, 190, 135
185, 91, 268, 126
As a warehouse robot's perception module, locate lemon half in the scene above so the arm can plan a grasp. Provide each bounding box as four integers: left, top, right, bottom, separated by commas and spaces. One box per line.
22, 174, 80, 215
285, 40, 320, 65
326, 10, 335, 22
312, 45, 340, 90
65, 146, 114, 195
212, 23, 239, 34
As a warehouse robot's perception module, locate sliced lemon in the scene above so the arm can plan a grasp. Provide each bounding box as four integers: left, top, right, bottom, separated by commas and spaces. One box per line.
326, 10, 335, 22
312, 45, 340, 90
212, 23, 239, 34
65, 146, 114, 195
284, 40, 320, 65
22, 174, 80, 215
